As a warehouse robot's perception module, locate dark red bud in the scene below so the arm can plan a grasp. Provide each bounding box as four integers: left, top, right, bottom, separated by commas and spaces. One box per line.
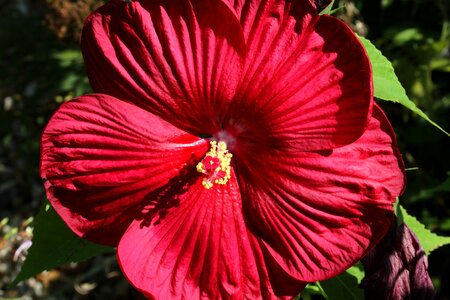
362, 221, 435, 300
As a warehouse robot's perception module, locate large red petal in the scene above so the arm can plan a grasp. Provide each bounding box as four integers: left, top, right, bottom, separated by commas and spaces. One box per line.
221, 0, 316, 41
224, 0, 372, 151
40, 94, 207, 246
117, 171, 306, 299
82, 0, 245, 136
236, 104, 405, 281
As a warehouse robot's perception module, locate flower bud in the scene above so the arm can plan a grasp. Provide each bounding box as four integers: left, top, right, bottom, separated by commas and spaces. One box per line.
362, 221, 435, 300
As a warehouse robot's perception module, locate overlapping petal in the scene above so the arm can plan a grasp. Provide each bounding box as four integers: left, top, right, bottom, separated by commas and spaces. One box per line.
82, 0, 245, 135
220, 0, 316, 45
223, 0, 372, 151
41, 94, 207, 245
236, 104, 405, 281
118, 170, 306, 299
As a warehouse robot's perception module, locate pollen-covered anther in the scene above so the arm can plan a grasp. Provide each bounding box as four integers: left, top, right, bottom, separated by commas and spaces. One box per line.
196, 141, 232, 189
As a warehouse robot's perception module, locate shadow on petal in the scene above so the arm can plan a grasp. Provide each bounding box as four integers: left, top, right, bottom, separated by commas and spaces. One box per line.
136, 156, 201, 228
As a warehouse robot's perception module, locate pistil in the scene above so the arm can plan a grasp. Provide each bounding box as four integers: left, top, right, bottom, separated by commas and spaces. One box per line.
196, 141, 232, 189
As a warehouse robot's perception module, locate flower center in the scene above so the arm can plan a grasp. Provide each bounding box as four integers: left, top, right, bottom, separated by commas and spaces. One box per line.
196, 141, 232, 189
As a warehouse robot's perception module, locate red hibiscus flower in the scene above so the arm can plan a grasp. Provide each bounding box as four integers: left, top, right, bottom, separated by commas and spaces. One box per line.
40, 0, 406, 298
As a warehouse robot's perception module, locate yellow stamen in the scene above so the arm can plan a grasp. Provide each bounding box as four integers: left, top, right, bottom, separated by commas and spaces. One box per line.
196, 141, 232, 189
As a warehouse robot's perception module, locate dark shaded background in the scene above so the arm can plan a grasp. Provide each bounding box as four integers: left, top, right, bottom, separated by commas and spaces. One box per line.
0, 0, 449, 299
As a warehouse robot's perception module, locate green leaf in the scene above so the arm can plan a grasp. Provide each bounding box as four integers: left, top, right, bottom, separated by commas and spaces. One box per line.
345, 262, 365, 284
358, 35, 450, 137
319, 0, 335, 15
318, 268, 364, 300
430, 57, 450, 72
294, 283, 323, 299
396, 205, 450, 255
319, 1, 344, 16
390, 28, 424, 45
12, 200, 113, 285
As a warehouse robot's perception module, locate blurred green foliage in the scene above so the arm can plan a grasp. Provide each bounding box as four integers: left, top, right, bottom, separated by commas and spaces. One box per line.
0, 0, 449, 298
0, 1, 91, 217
